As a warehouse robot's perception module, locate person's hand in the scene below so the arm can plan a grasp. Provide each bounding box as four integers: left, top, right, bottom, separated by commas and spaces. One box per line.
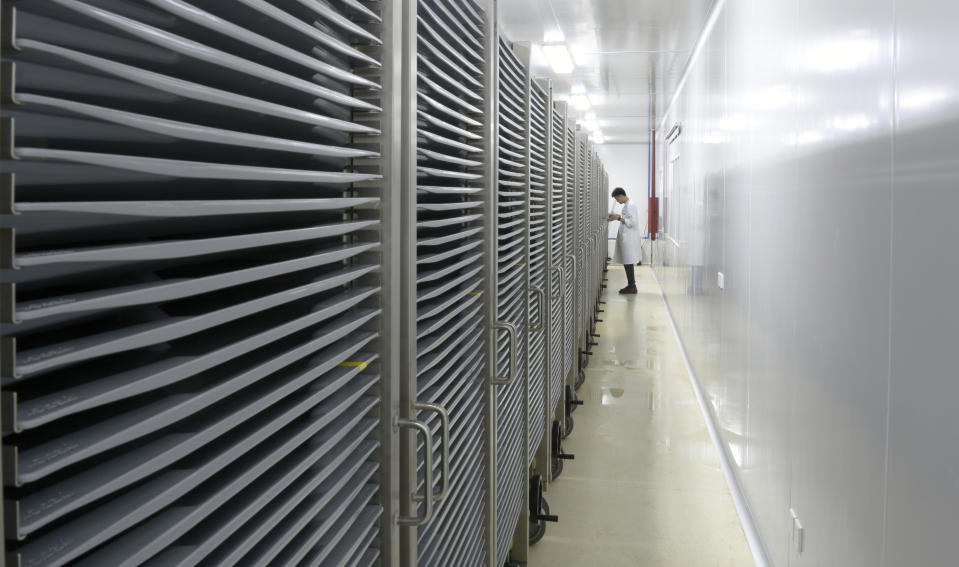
609, 213, 622, 221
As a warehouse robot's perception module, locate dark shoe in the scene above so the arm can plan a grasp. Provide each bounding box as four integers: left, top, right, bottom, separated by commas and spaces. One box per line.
619, 285, 637, 294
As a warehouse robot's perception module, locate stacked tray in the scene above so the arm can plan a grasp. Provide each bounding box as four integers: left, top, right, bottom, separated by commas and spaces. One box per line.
492, 35, 529, 567
412, 0, 488, 566
0, 1, 387, 565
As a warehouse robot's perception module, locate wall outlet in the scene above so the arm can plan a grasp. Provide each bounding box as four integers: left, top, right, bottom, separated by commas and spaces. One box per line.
790, 508, 804, 554
717, 271, 725, 289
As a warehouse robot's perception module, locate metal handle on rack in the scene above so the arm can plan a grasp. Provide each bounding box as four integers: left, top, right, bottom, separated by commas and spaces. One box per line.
567, 252, 580, 323
491, 321, 518, 386
396, 417, 434, 526
565, 253, 577, 287
529, 285, 546, 333
413, 402, 450, 503
548, 265, 565, 302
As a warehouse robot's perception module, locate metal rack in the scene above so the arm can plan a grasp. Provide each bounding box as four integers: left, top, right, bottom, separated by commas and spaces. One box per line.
401, 0, 488, 566
575, 140, 608, 389
591, 150, 608, 343
1, 1, 389, 565
573, 132, 590, 382
0, 1, 610, 565
527, 78, 549, 466
563, 114, 578, 389
548, 99, 568, 418
491, 35, 529, 567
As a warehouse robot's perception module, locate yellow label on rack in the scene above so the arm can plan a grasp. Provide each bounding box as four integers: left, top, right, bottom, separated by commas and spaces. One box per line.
469, 292, 483, 296
339, 361, 368, 371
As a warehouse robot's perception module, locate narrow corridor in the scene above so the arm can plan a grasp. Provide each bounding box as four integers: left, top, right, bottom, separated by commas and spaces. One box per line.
529, 265, 753, 566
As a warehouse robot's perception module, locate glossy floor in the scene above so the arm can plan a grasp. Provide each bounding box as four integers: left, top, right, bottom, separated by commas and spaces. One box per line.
529, 265, 753, 566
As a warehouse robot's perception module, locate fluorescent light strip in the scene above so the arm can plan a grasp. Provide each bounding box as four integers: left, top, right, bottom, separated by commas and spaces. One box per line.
542, 43, 575, 74
570, 94, 591, 111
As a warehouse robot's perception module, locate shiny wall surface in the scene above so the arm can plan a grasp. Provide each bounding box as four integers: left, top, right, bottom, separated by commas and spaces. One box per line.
652, 0, 959, 565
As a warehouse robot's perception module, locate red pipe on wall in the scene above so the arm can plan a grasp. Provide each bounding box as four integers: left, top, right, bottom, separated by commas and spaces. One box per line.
648, 129, 658, 239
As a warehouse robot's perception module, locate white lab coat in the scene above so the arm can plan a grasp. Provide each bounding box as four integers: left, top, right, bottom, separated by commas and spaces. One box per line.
612, 199, 643, 265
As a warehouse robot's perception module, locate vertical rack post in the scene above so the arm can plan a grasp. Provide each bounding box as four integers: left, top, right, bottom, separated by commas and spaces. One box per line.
481, 1, 500, 565
397, 0, 418, 564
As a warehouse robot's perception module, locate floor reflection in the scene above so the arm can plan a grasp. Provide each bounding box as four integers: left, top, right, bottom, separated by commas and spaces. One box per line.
528, 266, 753, 567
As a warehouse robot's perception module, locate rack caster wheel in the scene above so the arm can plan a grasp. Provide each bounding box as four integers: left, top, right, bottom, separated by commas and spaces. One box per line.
564, 414, 574, 438
550, 454, 564, 479
566, 385, 583, 415
575, 368, 586, 390
529, 475, 558, 546
550, 420, 574, 481
529, 496, 551, 545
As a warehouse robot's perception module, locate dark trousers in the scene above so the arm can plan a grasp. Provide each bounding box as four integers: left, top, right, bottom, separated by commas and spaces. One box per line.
624, 264, 636, 287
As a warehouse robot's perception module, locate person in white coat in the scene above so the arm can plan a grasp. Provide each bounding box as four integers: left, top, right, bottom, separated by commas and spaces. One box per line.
608, 187, 643, 294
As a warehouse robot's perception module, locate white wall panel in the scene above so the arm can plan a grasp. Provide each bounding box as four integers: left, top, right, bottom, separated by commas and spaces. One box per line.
884, 0, 959, 564
652, 0, 959, 565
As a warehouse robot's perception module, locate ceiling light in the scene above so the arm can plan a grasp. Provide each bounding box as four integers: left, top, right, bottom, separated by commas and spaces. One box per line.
570, 94, 591, 111
584, 112, 597, 121
571, 44, 596, 67
592, 131, 606, 144
569, 85, 591, 111
542, 43, 575, 74
544, 29, 565, 43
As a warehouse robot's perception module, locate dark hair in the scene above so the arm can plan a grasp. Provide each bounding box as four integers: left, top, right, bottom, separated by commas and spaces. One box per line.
611, 187, 626, 198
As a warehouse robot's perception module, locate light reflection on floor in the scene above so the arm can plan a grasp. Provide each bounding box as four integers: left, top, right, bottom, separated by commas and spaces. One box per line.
528, 266, 754, 567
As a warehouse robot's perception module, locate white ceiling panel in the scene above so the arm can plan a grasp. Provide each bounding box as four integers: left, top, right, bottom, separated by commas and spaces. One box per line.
499, 0, 712, 144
